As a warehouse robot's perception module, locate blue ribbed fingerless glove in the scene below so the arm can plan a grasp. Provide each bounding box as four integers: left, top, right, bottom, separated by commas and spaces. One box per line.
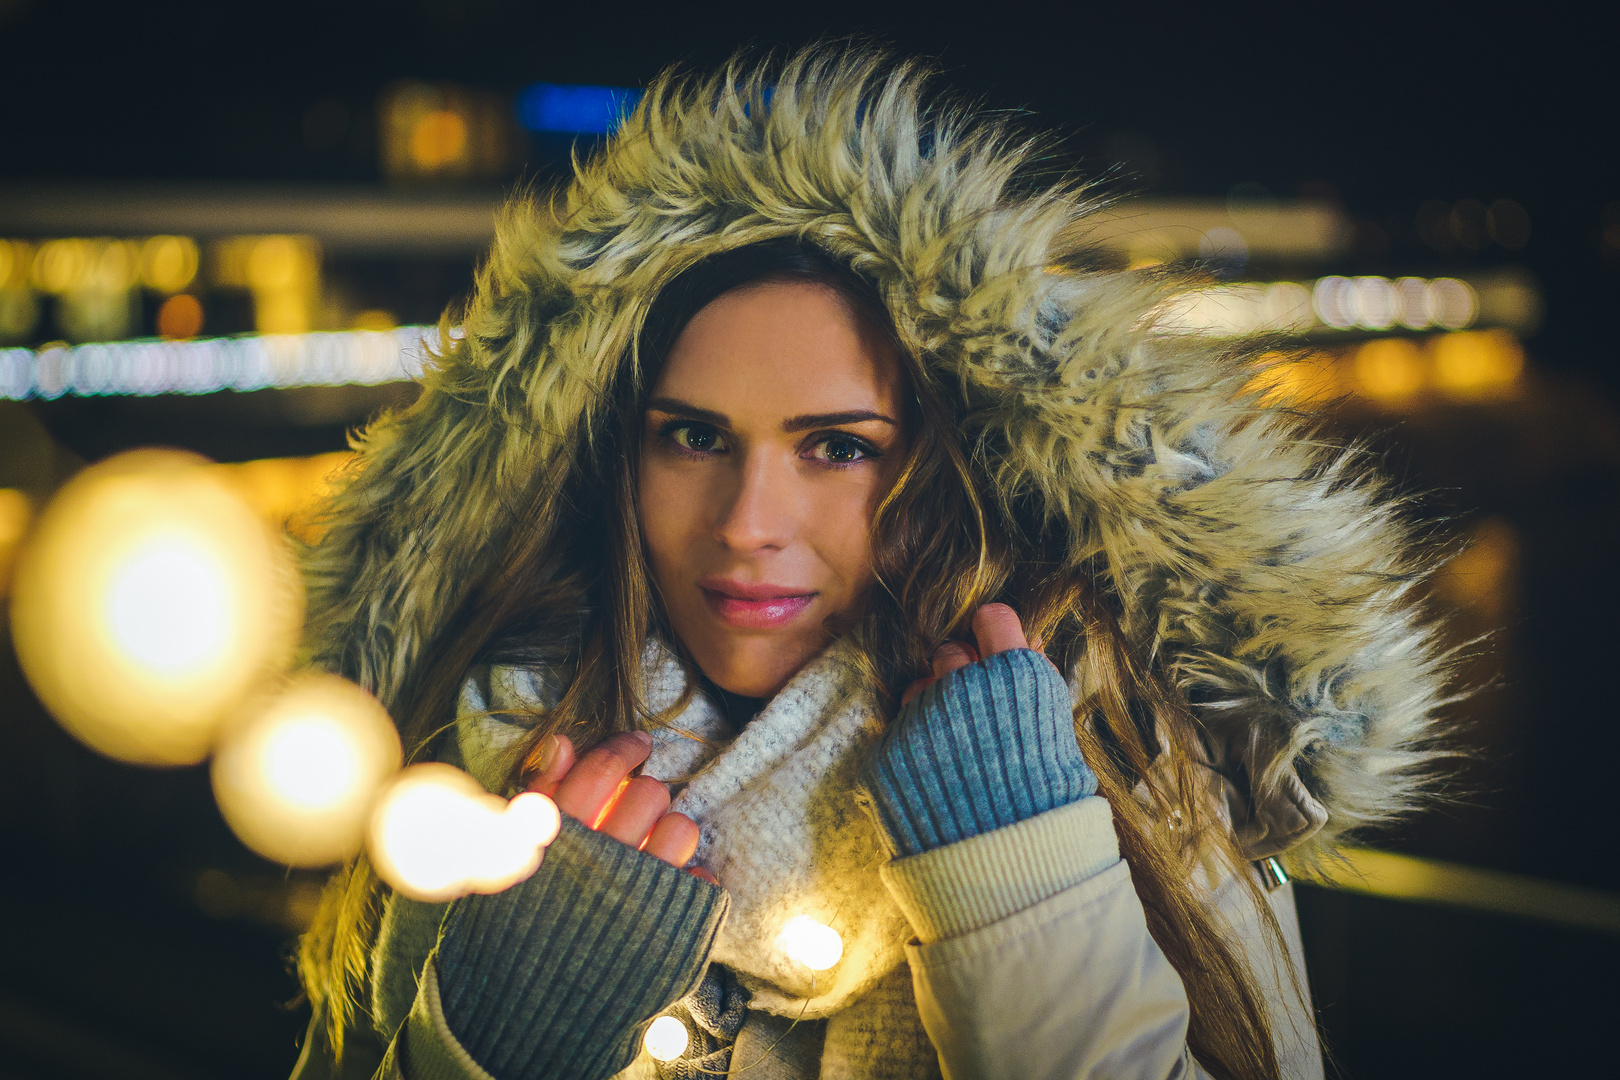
436, 815, 729, 1080
862, 648, 1097, 857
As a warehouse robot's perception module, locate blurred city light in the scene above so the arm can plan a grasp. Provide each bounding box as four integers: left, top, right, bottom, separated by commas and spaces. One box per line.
369, 763, 561, 903
211, 451, 351, 542
212, 673, 402, 867
380, 82, 512, 182
9, 450, 302, 765
1352, 338, 1426, 403
138, 235, 200, 293
1164, 275, 1494, 337
1431, 329, 1524, 400
0, 325, 434, 399
776, 915, 843, 971
515, 83, 642, 134
214, 235, 321, 335
156, 293, 204, 339
0, 488, 32, 599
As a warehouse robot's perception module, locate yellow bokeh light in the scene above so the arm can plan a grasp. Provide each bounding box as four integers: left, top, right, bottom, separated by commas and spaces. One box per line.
1431, 329, 1523, 401
89, 240, 140, 292
0, 488, 33, 600
140, 236, 200, 293
33, 239, 91, 293
409, 109, 469, 170
247, 237, 308, 291
643, 1015, 690, 1062
9, 450, 303, 766
369, 763, 562, 903
1352, 338, 1425, 403
212, 673, 402, 867
776, 915, 843, 971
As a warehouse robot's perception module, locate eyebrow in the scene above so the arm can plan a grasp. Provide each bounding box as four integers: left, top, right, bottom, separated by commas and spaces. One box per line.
645, 396, 898, 432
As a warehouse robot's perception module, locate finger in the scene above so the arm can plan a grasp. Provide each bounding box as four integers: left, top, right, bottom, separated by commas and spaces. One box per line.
1030, 633, 1045, 653
931, 641, 978, 680
642, 811, 701, 868
687, 866, 719, 886
552, 731, 653, 825
900, 677, 933, 708
597, 775, 672, 844
523, 734, 575, 797
972, 603, 1029, 657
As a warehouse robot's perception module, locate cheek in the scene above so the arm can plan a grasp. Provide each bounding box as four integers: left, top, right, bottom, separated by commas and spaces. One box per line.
808, 474, 885, 594
637, 459, 698, 575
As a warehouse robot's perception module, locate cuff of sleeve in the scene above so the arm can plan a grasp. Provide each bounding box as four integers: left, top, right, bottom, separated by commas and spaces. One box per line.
878, 795, 1119, 944
382, 959, 498, 1080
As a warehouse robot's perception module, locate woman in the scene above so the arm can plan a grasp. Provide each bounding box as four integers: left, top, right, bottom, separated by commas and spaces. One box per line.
292, 46, 1447, 1080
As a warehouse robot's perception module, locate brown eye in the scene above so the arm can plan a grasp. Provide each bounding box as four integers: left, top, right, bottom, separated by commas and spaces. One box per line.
667, 423, 726, 453
806, 434, 876, 465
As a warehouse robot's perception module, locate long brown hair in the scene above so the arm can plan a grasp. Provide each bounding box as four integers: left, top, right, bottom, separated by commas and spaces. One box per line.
300, 239, 1290, 1077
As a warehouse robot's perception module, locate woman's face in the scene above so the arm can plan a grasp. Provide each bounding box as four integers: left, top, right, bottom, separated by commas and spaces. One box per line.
638, 279, 907, 699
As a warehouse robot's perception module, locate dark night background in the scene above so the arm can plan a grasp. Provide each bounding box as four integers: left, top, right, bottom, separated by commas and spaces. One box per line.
1, 2, 1617, 1077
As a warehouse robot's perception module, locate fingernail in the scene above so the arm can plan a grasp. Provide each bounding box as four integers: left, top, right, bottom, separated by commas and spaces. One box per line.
531, 734, 559, 773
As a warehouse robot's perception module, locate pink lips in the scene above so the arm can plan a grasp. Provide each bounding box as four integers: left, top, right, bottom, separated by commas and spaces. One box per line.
698, 578, 817, 629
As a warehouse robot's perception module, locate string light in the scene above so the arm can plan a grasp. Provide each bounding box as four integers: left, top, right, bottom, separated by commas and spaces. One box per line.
9, 450, 302, 765
643, 1015, 690, 1062
212, 673, 402, 867
368, 763, 562, 903
776, 915, 843, 972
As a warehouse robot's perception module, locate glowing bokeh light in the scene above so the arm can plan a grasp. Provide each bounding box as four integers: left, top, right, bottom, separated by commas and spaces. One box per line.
1429, 278, 1479, 330
105, 533, 233, 673
776, 915, 843, 971
409, 110, 469, 170
32, 239, 90, 293
9, 450, 303, 765
1352, 338, 1425, 403
369, 763, 562, 903
156, 293, 204, 339
139, 236, 200, 293
212, 673, 402, 867
643, 1015, 689, 1062
1431, 329, 1523, 400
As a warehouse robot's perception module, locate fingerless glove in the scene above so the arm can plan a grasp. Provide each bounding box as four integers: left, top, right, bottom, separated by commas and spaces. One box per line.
437, 815, 729, 1080
862, 648, 1097, 857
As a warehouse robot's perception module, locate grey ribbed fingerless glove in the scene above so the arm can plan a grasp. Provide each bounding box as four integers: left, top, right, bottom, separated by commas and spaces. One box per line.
862, 648, 1097, 857
437, 815, 728, 1080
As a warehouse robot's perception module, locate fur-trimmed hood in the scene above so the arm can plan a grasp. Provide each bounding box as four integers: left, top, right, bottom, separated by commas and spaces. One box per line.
304, 46, 1448, 866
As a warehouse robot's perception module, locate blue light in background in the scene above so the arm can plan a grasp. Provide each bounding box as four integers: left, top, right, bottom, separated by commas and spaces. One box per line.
515, 84, 642, 134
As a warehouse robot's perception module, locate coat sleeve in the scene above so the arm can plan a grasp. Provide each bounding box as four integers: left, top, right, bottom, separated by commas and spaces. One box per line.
881, 797, 1323, 1080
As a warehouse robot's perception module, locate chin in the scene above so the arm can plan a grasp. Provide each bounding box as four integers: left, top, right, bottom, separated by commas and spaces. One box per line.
693, 632, 827, 700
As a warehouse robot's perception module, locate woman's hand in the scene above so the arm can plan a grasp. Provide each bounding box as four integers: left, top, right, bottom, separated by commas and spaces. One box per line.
901, 603, 1044, 706
523, 731, 716, 884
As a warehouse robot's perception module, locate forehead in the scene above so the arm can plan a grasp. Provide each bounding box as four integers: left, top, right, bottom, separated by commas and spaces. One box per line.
652, 280, 903, 417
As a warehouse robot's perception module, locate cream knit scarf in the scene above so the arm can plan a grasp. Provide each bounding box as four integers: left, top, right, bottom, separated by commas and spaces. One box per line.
456, 639, 942, 1080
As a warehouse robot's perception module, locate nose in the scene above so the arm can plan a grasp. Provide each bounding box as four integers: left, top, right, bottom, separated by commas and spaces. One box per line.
713, 450, 797, 552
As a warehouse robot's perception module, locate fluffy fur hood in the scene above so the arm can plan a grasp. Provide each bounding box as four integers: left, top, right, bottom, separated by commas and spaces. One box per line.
304, 46, 1448, 866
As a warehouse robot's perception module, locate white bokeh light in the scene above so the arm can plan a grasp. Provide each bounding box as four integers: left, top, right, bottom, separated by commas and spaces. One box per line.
643, 1015, 689, 1062
777, 915, 844, 971
105, 534, 233, 674
369, 763, 562, 903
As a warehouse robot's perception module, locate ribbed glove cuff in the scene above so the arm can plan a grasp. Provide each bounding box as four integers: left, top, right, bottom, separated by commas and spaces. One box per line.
862, 649, 1097, 857
437, 815, 728, 1080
